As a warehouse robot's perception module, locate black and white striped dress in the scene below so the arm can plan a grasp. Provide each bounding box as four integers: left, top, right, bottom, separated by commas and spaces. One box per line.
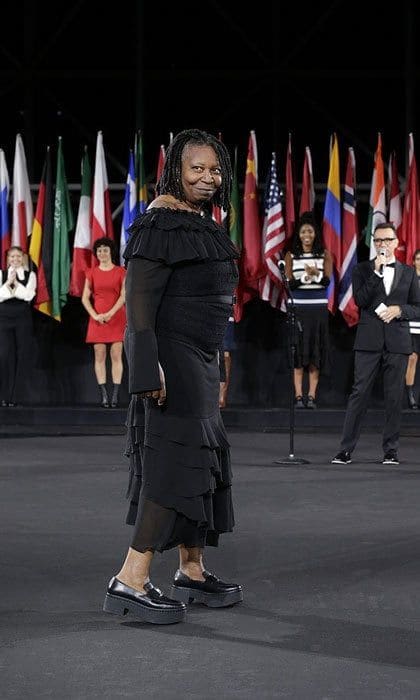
288, 252, 330, 372
409, 274, 420, 353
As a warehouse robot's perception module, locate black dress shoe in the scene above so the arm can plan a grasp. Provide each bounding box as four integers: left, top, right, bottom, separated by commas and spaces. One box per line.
170, 570, 243, 608
383, 450, 399, 465
103, 577, 186, 624
331, 450, 352, 464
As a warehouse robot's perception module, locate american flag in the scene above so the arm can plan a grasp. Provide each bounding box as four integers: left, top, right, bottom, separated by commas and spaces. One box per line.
260, 152, 286, 309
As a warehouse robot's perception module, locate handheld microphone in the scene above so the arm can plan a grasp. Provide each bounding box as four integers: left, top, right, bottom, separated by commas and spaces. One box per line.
379, 247, 386, 273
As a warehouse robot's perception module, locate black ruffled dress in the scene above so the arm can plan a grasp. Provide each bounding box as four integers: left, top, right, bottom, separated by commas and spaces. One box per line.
123, 208, 239, 553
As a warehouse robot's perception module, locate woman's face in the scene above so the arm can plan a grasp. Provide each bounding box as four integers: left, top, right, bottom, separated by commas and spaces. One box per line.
299, 224, 315, 251
96, 245, 112, 263
181, 144, 222, 207
7, 249, 24, 268
414, 253, 420, 272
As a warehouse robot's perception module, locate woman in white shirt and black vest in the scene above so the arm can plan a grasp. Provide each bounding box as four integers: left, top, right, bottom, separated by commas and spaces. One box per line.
0, 246, 37, 406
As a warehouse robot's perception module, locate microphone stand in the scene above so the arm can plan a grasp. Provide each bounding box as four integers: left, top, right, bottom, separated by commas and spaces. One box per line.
274, 263, 310, 465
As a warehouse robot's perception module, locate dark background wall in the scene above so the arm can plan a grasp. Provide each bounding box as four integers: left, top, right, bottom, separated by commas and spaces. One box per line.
1, 1, 419, 408
1, 1, 418, 187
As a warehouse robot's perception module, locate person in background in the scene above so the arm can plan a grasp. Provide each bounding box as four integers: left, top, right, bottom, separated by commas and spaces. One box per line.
0, 246, 37, 407
332, 222, 420, 466
284, 212, 332, 409
82, 237, 126, 408
405, 248, 420, 409
102, 128, 242, 626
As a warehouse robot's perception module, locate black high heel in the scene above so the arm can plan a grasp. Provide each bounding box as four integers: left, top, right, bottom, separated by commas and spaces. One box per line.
99, 384, 109, 408
111, 383, 120, 408
406, 386, 418, 410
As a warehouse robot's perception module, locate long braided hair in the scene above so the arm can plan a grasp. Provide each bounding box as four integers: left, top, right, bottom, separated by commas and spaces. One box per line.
157, 129, 232, 211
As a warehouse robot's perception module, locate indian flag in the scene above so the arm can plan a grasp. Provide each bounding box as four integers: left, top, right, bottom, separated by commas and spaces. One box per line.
364, 133, 386, 259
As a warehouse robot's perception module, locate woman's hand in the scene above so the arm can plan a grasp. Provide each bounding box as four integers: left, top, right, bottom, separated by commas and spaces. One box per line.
103, 311, 113, 323
94, 313, 106, 324
7, 271, 16, 288
138, 364, 167, 406
219, 381, 227, 408
304, 263, 318, 277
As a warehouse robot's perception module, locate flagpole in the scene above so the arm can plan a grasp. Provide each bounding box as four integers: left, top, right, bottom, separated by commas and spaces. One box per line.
274, 262, 310, 465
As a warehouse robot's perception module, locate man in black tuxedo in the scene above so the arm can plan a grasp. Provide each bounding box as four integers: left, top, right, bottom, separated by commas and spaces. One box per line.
332, 222, 420, 465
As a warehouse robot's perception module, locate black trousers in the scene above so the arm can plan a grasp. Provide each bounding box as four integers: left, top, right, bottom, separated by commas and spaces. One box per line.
340, 350, 408, 454
0, 303, 33, 403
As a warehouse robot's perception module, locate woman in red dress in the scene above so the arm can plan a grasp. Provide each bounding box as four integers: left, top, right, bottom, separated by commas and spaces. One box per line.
82, 237, 126, 407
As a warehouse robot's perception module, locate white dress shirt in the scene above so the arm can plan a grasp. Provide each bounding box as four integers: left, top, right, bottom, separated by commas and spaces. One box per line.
0, 266, 37, 303
382, 257, 396, 296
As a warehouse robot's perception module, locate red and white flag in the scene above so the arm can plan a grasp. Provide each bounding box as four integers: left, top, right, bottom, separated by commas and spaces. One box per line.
155, 144, 166, 191
260, 152, 286, 310
339, 148, 359, 327
401, 133, 420, 264
11, 134, 33, 251
388, 151, 403, 261
91, 131, 114, 247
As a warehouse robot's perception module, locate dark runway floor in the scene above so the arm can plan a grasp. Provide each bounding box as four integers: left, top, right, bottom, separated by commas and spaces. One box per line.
2, 430, 420, 699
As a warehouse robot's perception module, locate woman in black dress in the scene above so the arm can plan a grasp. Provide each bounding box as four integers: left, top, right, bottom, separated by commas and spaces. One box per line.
103, 129, 242, 624
284, 212, 332, 409
0, 246, 37, 406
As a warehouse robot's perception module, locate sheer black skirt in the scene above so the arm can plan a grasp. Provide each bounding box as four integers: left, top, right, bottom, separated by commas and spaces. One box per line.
125, 335, 234, 553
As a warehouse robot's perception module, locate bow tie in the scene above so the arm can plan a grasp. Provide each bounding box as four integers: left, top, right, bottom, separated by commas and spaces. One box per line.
384, 262, 396, 268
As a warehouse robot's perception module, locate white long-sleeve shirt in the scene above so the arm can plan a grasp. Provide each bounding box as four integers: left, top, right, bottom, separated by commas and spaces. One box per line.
0, 266, 37, 303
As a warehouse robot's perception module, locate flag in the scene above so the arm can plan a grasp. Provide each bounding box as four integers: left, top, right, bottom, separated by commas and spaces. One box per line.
339, 147, 359, 327
234, 130, 263, 322
135, 131, 148, 215
51, 138, 74, 320
120, 150, 137, 263
364, 133, 386, 259
92, 131, 114, 245
29, 147, 54, 316
401, 133, 420, 265
229, 147, 242, 250
212, 132, 227, 225
388, 151, 403, 261
12, 134, 33, 251
299, 146, 315, 214
260, 152, 286, 309
155, 144, 166, 192
322, 133, 341, 314
69, 148, 92, 296
285, 133, 296, 242
0, 149, 11, 268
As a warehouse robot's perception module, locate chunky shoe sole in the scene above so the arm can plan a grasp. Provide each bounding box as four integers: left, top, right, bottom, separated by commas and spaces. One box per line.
169, 585, 243, 608
103, 593, 186, 624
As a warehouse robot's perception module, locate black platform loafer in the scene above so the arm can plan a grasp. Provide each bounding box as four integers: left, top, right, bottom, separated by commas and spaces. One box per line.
103, 577, 187, 624
170, 570, 243, 608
